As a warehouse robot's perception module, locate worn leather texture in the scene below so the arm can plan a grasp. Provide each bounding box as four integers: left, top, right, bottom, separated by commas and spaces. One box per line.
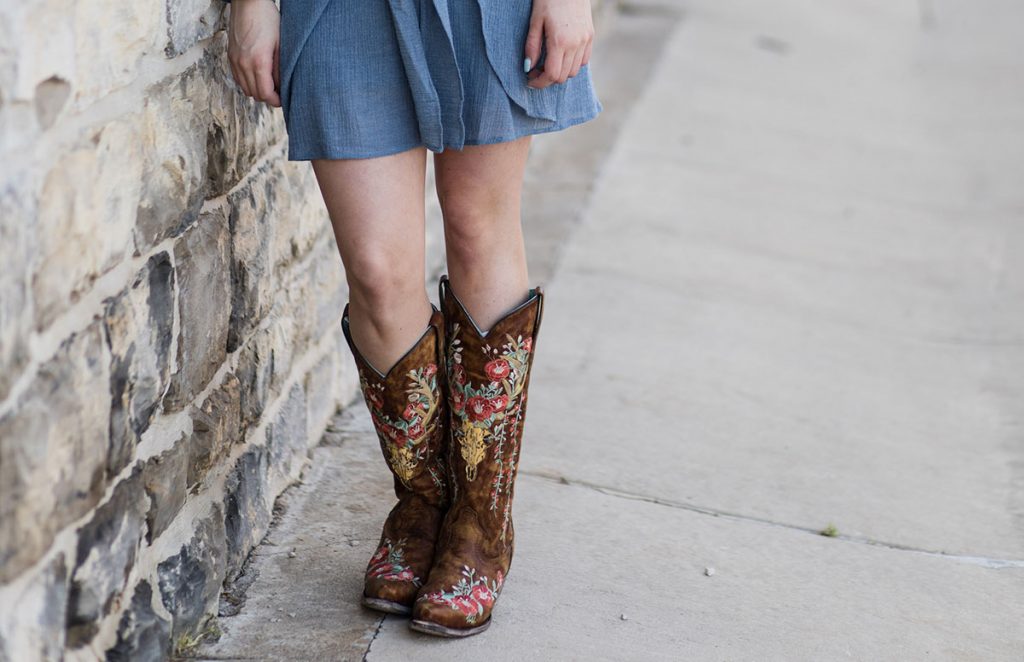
412, 275, 544, 629
341, 304, 450, 606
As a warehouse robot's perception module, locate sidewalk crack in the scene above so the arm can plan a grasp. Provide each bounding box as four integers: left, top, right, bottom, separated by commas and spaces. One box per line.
520, 469, 1024, 570
361, 615, 385, 662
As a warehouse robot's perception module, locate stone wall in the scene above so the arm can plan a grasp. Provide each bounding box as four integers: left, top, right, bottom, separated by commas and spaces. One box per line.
0, 2, 379, 660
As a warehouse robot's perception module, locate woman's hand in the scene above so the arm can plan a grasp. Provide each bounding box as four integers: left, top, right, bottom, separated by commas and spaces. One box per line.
227, 0, 281, 107
524, 0, 595, 89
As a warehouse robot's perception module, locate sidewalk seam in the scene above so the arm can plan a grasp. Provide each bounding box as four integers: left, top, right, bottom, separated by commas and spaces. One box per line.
520, 470, 1024, 570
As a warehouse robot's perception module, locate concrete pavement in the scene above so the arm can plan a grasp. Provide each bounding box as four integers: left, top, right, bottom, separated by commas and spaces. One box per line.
198, 1, 1024, 659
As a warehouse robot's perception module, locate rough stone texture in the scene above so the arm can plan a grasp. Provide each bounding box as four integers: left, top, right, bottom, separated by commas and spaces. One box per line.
227, 161, 277, 353
1, 0, 388, 659
157, 506, 227, 640
104, 580, 171, 662
134, 61, 213, 254
66, 465, 147, 648
0, 321, 111, 584
188, 373, 243, 492
205, 33, 287, 197
0, 170, 36, 403
222, 445, 272, 582
0, 553, 68, 662
166, 0, 225, 58
266, 382, 309, 483
236, 324, 276, 431
32, 117, 143, 331
142, 435, 190, 544
104, 252, 176, 479
162, 207, 232, 412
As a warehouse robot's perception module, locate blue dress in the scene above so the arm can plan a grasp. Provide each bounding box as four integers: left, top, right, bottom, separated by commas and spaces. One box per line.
229, 0, 603, 160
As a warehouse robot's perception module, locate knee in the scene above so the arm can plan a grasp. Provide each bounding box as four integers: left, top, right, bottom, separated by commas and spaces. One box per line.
344, 247, 421, 314
438, 189, 513, 264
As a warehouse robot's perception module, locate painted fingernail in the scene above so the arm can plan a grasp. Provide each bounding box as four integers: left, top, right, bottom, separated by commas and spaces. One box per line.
523, 57, 532, 73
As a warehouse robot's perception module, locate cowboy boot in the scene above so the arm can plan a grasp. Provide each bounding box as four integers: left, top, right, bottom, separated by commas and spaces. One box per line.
409, 274, 545, 637
341, 303, 450, 614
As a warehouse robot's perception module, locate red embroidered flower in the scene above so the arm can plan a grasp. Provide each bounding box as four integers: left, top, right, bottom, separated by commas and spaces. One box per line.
368, 563, 397, 578
368, 546, 387, 566
522, 338, 532, 353
490, 394, 509, 411
403, 403, 418, 420
466, 396, 494, 422
485, 358, 511, 382
452, 596, 480, 617
408, 422, 424, 439
451, 389, 466, 413
424, 363, 438, 378
453, 364, 467, 386
470, 584, 494, 607
368, 390, 384, 409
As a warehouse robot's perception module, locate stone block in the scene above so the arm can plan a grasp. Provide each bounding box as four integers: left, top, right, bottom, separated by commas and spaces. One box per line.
0, 553, 68, 662
33, 117, 143, 331
104, 252, 175, 478
226, 162, 276, 353
104, 580, 171, 662
134, 61, 213, 253
266, 382, 308, 481
304, 336, 346, 436
0, 321, 110, 583
0, 169, 37, 402
141, 435, 189, 544
72, 0, 162, 102
165, 0, 225, 58
222, 445, 271, 580
235, 326, 275, 431
66, 465, 147, 648
205, 36, 286, 197
157, 506, 227, 639
188, 373, 243, 492
162, 208, 232, 412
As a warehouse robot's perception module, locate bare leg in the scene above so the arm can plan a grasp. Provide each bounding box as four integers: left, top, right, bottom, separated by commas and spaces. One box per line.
312, 147, 432, 374
433, 136, 533, 331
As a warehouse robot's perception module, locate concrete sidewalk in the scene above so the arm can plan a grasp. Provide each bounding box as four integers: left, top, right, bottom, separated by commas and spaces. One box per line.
198, 1, 1024, 659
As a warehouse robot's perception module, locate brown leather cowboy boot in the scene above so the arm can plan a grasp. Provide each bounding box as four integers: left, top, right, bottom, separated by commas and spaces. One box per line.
341, 303, 449, 615
409, 274, 544, 637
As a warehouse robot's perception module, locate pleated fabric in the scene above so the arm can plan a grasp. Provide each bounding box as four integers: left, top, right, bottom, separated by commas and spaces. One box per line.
280, 0, 603, 160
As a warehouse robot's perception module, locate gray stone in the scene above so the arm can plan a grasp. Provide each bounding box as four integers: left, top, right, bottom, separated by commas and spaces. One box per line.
162, 207, 232, 412
165, 0, 225, 58
32, 117, 143, 331
222, 445, 271, 580
104, 252, 175, 478
0, 169, 36, 403
66, 465, 147, 648
141, 435, 189, 544
0, 321, 110, 583
33, 75, 71, 130
304, 334, 345, 433
235, 326, 275, 431
205, 37, 287, 197
134, 61, 212, 254
157, 506, 227, 640
266, 382, 308, 481
0, 553, 68, 662
226, 162, 276, 353
104, 580, 171, 662
188, 373, 243, 492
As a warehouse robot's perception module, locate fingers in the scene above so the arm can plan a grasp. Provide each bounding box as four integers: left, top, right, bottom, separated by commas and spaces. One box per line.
526, 18, 593, 89
524, 15, 543, 72
256, 64, 281, 107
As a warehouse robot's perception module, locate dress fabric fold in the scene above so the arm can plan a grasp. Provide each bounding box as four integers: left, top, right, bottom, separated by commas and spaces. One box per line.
278, 0, 602, 161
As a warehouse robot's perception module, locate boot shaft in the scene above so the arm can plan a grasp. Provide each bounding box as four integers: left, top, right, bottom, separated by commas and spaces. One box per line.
341, 304, 449, 506
438, 275, 544, 541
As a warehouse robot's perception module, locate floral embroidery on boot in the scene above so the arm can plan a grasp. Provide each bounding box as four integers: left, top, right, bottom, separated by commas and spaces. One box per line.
411, 276, 545, 636
366, 538, 422, 586
342, 304, 450, 614
418, 566, 503, 625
